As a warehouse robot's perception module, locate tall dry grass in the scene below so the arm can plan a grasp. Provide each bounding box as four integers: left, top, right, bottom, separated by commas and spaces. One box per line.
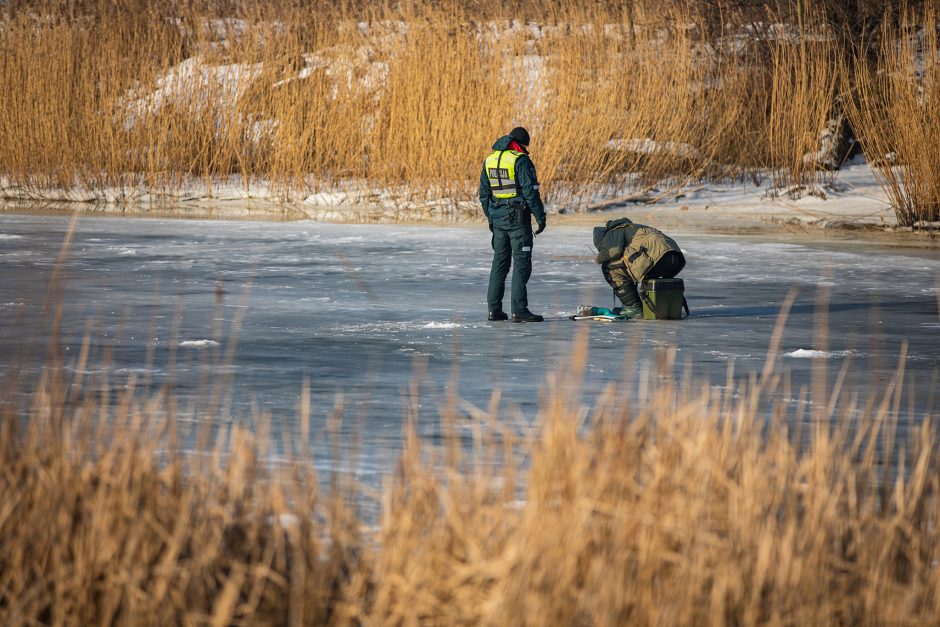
531, 4, 844, 199
533, 8, 726, 197
2, 320, 940, 624
0, 0, 857, 210
766, 4, 845, 190
846, 7, 940, 226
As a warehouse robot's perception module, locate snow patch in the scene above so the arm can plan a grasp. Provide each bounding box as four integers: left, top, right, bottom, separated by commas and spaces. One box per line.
304, 191, 364, 206
707, 350, 755, 360
0, 234, 23, 240
422, 322, 460, 329
122, 57, 264, 129
179, 339, 220, 348
784, 349, 855, 359
268, 513, 299, 529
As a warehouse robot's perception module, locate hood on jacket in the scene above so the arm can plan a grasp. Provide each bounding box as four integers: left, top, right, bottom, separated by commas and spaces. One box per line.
491, 135, 516, 151
593, 226, 607, 250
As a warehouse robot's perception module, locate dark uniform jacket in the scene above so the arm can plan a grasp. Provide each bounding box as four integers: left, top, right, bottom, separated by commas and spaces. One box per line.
478, 135, 546, 229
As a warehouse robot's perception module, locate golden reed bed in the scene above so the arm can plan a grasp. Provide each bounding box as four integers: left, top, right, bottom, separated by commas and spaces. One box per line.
0, 1, 938, 225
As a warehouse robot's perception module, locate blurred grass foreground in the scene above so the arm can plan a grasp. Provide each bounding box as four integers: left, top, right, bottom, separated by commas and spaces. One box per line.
2, 316, 939, 624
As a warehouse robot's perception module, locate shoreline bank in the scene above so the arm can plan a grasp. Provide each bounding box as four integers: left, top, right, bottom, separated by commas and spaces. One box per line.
3, 196, 938, 251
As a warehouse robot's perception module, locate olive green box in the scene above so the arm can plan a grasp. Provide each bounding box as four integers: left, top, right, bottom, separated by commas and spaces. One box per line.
639, 278, 686, 320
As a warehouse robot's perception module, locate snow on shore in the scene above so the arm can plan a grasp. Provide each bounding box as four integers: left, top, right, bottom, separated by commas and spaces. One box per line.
0, 158, 896, 229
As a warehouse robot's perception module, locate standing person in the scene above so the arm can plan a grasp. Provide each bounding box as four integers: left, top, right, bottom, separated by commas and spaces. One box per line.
592, 217, 685, 319
479, 127, 547, 323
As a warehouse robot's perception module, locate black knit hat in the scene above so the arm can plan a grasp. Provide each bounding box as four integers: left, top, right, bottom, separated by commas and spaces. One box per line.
509, 126, 530, 146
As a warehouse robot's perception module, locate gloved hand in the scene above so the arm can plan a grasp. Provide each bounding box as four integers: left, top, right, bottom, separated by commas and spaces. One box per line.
534, 219, 546, 236
488, 221, 494, 233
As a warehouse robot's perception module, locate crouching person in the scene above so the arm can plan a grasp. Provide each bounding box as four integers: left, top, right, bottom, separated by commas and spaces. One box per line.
593, 217, 685, 319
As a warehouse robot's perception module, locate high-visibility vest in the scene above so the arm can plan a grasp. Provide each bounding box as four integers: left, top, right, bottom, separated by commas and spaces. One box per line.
484, 149, 524, 199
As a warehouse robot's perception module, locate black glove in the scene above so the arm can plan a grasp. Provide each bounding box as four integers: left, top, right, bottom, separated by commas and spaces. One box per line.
488, 221, 494, 233
534, 219, 546, 236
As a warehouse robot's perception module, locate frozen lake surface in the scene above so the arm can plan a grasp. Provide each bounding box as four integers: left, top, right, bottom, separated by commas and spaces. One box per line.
2, 215, 939, 475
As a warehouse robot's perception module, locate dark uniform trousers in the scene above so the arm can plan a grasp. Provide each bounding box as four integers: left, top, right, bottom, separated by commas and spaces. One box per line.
603, 250, 685, 307
487, 220, 533, 315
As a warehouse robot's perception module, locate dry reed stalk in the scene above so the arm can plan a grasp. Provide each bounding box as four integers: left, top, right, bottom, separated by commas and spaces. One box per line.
846, 7, 940, 227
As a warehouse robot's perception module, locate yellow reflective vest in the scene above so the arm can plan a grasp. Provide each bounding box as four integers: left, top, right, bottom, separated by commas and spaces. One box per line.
484, 149, 524, 199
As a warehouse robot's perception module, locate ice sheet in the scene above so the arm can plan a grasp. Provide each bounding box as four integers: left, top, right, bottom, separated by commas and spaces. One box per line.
1, 215, 938, 473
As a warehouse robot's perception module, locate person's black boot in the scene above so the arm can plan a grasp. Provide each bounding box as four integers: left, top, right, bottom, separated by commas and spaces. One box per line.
488, 309, 509, 321
512, 309, 544, 323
